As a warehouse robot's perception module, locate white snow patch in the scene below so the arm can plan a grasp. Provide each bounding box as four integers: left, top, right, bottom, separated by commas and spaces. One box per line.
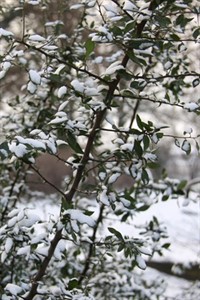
5, 283, 22, 296
184, 102, 199, 111
57, 86, 67, 98
66, 209, 96, 227
29, 69, 41, 85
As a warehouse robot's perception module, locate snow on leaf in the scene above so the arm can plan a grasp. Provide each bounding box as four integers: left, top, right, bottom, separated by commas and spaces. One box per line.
5, 237, 13, 253
108, 173, 121, 184
136, 254, 146, 270
71, 79, 85, 93
5, 283, 23, 296
181, 140, 191, 154
17, 245, 31, 256
57, 86, 67, 98
58, 100, 68, 111
36, 246, 49, 257
104, 61, 124, 76
29, 69, 41, 85
27, 81, 37, 94
28, 34, 46, 41
184, 102, 199, 111
9, 142, 27, 158
99, 189, 110, 206
66, 209, 96, 227
0, 28, 14, 37
15, 136, 46, 150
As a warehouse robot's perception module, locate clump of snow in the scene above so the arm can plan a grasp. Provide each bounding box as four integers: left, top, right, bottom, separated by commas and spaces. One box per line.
5, 283, 23, 296
28, 34, 46, 42
57, 86, 67, 98
29, 69, 41, 85
66, 209, 96, 227
27, 81, 37, 94
99, 188, 110, 206
0, 28, 14, 38
136, 254, 146, 270
184, 102, 199, 111
9, 141, 27, 158
103, 61, 124, 76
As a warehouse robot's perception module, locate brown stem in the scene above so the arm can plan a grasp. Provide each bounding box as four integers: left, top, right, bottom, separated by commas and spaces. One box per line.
24, 230, 62, 300
78, 205, 104, 285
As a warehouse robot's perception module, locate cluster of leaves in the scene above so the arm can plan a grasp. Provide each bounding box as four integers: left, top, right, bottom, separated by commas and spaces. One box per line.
0, 0, 199, 299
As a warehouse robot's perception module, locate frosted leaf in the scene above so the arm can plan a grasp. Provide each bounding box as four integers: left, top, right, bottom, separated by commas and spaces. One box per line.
56, 139, 68, 146
49, 112, 68, 125
164, 61, 173, 70
3, 61, 11, 71
104, 61, 124, 76
0, 28, 14, 37
45, 138, 57, 154
8, 208, 20, 218
15, 136, 46, 150
28, 34, 45, 41
99, 189, 110, 206
54, 239, 66, 260
0, 70, 6, 79
120, 197, 131, 208
31, 233, 47, 244
181, 140, 191, 154
99, 171, 107, 181
108, 173, 120, 184
17, 245, 30, 256
27, 81, 37, 94
71, 79, 84, 93
5, 237, 13, 253
28, 0, 40, 4
19, 212, 41, 227
67, 209, 96, 227
123, 0, 137, 11
70, 4, 84, 9
57, 86, 67, 98
136, 254, 146, 270
139, 246, 152, 256
184, 102, 199, 111
9, 142, 27, 158
5, 283, 22, 296
36, 246, 49, 257
58, 101, 68, 112
70, 219, 79, 233
120, 143, 134, 151
85, 87, 99, 96
29, 70, 41, 85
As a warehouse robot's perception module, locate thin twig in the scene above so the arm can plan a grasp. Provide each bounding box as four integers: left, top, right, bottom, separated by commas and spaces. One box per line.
29, 165, 66, 198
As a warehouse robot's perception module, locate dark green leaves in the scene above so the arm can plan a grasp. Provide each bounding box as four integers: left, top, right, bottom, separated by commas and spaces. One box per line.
84, 39, 95, 59
66, 132, 83, 154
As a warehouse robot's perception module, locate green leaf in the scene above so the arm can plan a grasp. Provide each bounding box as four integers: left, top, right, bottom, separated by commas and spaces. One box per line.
108, 227, 124, 241
66, 132, 83, 154
137, 205, 150, 212
85, 39, 95, 59
68, 279, 79, 290
143, 135, 150, 151
134, 140, 143, 158
177, 180, 187, 190
192, 78, 199, 87
136, 114, 143, 130
193, 27, 200, 39
162, 243, 170, 249
142, 168, 149, 184
0, 141, 10, 159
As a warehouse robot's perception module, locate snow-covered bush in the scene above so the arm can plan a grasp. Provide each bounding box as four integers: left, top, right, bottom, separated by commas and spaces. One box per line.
0, 0, 199, 299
